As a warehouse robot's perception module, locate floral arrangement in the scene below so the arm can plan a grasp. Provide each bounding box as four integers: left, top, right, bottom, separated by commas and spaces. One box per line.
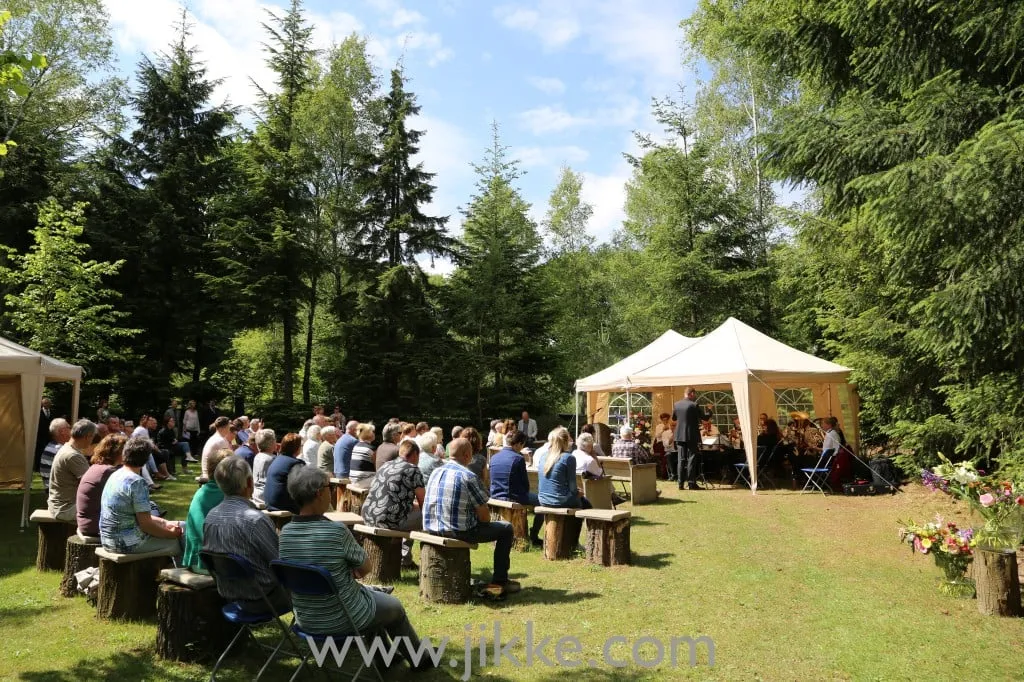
899, 516, 976, 597
631, 412, 651, 448
922, 454, 1024, 550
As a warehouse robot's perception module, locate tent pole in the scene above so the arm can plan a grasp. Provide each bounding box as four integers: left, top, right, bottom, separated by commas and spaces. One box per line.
71, 378, 81, 422
575, 391, 580, 438
626, 389, 632, 428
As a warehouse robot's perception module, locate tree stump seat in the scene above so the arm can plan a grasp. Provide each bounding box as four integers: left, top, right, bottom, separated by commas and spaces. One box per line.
353, 524, 410, 585
30, 509, 76, 572
976, 547, 1023, 617
95, 546, 177, 621
60, 533, 100, 597
262, 509, 293, 533
410, 531, 477, 604
534, 507, 583, 561
329, 477, 350, 509
487, 498, 531, 552
156, 568, 233, 662
576, 509, 631, 566
342, 483, 371, 514
325, 511, 364, 529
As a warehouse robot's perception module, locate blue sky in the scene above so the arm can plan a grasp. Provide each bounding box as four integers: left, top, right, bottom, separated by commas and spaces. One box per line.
102, 0, 697, 252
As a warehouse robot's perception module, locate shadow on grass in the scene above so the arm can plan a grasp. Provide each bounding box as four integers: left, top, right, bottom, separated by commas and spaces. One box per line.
631, 553, 673, 570
0, 604, 52, 628
644, 497, 695, 505
18, 650, 194, 682
474, 587, 602, 609
629, 517, 666, 527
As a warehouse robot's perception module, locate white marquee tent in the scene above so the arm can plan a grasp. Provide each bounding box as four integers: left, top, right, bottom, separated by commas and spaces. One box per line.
624, 317, 856, 491
0, 336, 82, 526
575, 329, 701, 393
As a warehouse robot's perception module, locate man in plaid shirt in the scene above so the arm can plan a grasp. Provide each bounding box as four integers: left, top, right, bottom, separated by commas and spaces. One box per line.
611, 424, 652, 464
424, 438, 519, 595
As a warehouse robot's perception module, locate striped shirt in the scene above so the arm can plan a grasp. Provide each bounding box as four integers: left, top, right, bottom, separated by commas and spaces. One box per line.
39, 440, 60, 492
202, 496, 280, 602
349, 441, 376, 482
278, 515, 375, 635
423, 461, 488, 534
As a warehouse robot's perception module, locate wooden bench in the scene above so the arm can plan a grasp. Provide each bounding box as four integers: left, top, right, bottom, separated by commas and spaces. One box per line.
324, 511, 364, 529
410, 531, 477, 604
95, 546, 177, 620
60, 533, 100, 597
526, 470, 614, 510
352, 525, 410, 585
534, 507, 582, 560
329, 477, 350, 510
487, 498, 531, 552
598, 457, 659, 504
576, 509, 631, 566
262, 509, 293, 533
156, 568, 233, 661
30, 509, 76, 571
342, 482, 371, 515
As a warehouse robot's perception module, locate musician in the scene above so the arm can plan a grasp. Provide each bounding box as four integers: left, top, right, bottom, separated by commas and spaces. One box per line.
757, 413, 768, 435
653, 413, 674, 480
700, 418, 720, 439
728, 417, 742, 448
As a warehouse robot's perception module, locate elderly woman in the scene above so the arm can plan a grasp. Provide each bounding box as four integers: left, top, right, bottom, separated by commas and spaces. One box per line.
201, 416, 235, 479
76, 433, 127, 538
429, 426, 445, 458
415, 430, 442, 480
182, 447, 233, 573
348, 423, 377, 483
279, 466, 428, 670
573, 432, 605, 479
301, 425, 321, 466
459, 427, 488, 479
100, 437, 183, 554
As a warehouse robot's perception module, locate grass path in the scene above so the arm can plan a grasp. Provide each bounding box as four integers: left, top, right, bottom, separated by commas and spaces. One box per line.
1, 481, 1020, 681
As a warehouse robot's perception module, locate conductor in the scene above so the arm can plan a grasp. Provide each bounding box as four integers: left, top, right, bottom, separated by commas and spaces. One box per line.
672, 387, 702, 490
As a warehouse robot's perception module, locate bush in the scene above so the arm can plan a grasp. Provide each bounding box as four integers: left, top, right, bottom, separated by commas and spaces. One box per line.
257, 400, 313, 435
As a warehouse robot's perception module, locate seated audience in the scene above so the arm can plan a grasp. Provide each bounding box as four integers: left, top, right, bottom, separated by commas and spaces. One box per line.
48, 419, 96, 521
279, 466, 427, 669
459, 426, 487, 479
574, 432, 605, 478
157, 416, 191, 473
418, 434, 443, 481
446, 426, 463, 457
489, 430, 543, 546
536, 427, 591, 549
430, 426, 445, 457
400, 422, 417, 443
424, 438, 518, 594
251, 428, 277, 504
611, 424, 651, 464
361, 439, 425, 567
333, 421, 359, 478
348, 423, 377, 483
183, 447, 232, 573
203, 456, 290, 613
301, 425, 321, 466
100, 437, 183, 554
233, 430, 255, 469
316, 426, 339, 474
264, 432, 305, 513
76, 433, 126, 537
40, 418, 71, 493
202, 416, 235, 479
374, 422, 402, 470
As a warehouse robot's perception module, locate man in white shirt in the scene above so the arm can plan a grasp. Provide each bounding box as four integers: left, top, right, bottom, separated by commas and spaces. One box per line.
821, 417, 842, 456
518, 411, 538, 442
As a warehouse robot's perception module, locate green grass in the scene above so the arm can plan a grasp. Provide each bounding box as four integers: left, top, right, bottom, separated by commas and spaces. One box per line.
1, 479, 1021, 681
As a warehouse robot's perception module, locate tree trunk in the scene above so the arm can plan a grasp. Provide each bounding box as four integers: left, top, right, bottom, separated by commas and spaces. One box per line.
302, 273, 318, 405
542, 515, 581, 561
358, 534, 402, 585
584, 518, 631, 567
418, 544, 472, 604
192, 331, 204, 384
282, 312, 295, 405
96, 556, 172, 621
36, 522, 75, 572
156, 583, 234, 661
976, 547, 1022, 617
60, 535, 99, 597
491, 505, 530, 552
343, 487, 368, 515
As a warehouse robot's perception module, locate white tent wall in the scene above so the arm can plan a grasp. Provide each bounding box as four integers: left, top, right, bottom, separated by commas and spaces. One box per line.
730, 375, 758, 491
19, 373, 44, 528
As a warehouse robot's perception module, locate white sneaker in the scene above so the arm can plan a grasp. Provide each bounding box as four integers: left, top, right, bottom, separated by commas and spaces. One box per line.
184, 455, 199, 463
165, 475, 177, 481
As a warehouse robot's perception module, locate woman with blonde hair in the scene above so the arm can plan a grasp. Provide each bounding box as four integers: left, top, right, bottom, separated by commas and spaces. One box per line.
535, 427, 590, 550
349, 423, 377, 482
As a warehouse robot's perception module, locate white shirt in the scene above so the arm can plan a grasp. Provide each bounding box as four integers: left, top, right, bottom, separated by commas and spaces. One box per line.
654, 422, 674, 448
822, 429, 842, 455
252, 452, 275, 503
519, 419, 538, 439
202, 433, 231, 478
300, 438, 319, 466
131, 425, 150, 440
574, 450, 603, 477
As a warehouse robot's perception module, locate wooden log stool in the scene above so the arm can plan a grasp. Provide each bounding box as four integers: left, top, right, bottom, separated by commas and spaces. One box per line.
576, 509, 631, 567
95, 546, 177, 621
262, 509, 293, 533
342, 482, 371, 514
487, 498, 531, 552
976, 547, 1023, 617
30, 509, 76, 572
325, 511, 364, 530
329, 477, 350, 510
534, 507, 582, 561
156, 568, 234, 662
352, 525, 410, 585
410, 531, 477, 604
60, 533, 100, 597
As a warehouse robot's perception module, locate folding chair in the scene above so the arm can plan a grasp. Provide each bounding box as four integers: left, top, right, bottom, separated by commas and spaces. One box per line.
757, 443, 784, 490
201, 551, 299, 682
271, 559, 386, 682
800, 448, 836, 495
733, 446, 767, 488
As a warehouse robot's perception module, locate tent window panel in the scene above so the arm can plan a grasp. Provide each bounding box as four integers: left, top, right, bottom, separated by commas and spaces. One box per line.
608, 392, 652, 428
693, 390, 737, 434
775, 388, 815, 425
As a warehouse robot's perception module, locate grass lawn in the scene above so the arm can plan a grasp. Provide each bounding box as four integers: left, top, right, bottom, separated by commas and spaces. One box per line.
1, 478, 1021, 681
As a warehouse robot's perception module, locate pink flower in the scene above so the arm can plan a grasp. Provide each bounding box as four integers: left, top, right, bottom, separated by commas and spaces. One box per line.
1016, 496, 1024, 506
979, 493, 995, 507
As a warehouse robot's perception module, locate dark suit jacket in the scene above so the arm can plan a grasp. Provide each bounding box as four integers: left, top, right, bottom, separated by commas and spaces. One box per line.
672, 399, 700, 447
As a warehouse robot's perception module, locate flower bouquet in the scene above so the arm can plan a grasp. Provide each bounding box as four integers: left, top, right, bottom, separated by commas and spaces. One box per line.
923, 455, 1024, 551
631, 412, 651, 448
899, 517, 977, 598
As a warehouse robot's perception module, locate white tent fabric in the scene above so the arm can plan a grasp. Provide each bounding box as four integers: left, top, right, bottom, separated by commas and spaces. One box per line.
0, 336, 83, 527
626, 317, 851, 492
574, 330, 701, 392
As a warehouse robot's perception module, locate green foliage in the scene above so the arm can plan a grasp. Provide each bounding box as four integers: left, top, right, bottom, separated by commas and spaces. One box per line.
1, 198, 137, 371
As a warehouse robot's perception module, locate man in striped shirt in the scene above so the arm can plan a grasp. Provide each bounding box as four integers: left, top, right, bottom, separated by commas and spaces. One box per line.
423, 438, 519, 595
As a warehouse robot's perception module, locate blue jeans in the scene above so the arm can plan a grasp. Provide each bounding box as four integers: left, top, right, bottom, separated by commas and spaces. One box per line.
443, 520, 513, 584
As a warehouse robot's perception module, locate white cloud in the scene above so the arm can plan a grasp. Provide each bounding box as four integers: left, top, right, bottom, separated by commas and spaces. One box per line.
527, 76, 565, 95
513, 145, 589, 168
494, 5, 580, 48
518, 98, 641, 135
581, 160, 632, 242
390, 8, 426, 28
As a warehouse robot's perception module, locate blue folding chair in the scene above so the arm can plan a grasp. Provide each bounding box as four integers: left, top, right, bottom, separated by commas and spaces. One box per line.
271, 559, 386, 682
800, 448, 836, 495
201, 551, 299, 682
734, 446, 767, 488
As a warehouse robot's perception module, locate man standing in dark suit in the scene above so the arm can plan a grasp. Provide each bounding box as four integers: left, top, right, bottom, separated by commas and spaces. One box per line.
34, 398, 53, 472
672, 387, 702, 490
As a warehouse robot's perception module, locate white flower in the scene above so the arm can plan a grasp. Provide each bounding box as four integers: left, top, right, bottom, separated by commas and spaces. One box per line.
952, 467, 979, 484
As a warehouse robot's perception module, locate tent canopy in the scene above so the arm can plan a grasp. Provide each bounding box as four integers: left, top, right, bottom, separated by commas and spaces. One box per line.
0, 336, 82, 382
574, 330, 701, 393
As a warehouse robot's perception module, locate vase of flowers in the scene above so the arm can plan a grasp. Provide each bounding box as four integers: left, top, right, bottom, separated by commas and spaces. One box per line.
899, 517, 977, 598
